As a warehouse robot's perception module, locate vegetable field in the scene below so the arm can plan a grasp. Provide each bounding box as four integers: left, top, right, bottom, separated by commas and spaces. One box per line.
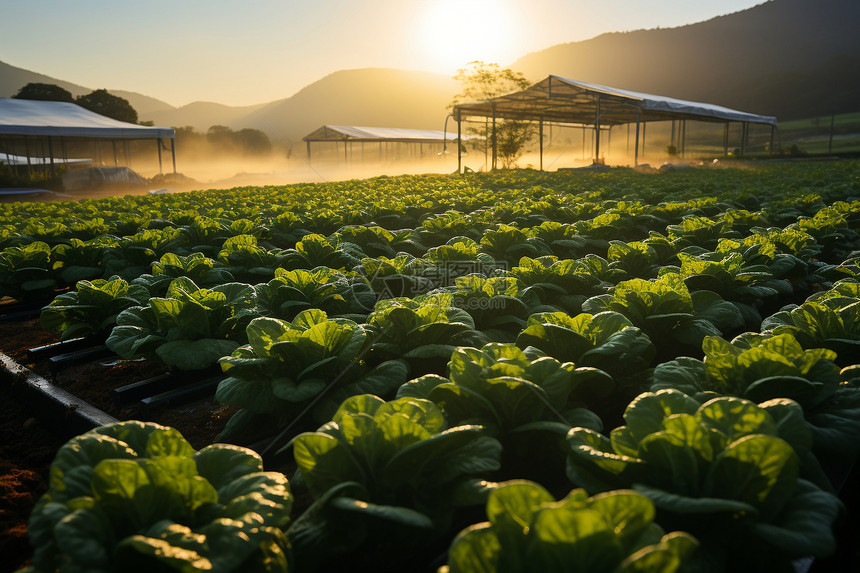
3, 161, 860, 572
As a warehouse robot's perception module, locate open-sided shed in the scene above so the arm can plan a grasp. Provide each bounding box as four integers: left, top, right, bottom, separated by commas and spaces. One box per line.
0, 98, 176, 175
303, 125, 464, 163
453, 75, 778, 169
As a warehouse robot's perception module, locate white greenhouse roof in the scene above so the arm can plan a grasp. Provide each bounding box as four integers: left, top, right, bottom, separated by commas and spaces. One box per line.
304, 125, 466, 143
0, 98, 174, 139
454, 75, 777, 126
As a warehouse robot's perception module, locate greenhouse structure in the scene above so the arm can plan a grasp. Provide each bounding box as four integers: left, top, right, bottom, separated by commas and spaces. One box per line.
0, 98, 176, 176
452, 75, 779, 170
302, 125, 465, 164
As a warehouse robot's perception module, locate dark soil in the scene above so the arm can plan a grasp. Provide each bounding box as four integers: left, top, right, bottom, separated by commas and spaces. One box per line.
0, 318, 245, 571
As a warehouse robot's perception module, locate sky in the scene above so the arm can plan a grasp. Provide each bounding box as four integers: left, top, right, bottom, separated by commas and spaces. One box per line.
0, 0, 767, 108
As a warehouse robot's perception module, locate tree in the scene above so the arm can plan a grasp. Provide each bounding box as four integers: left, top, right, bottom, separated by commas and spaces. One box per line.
76, 89, 138, 124
450, 61, 534, 169
13, 82, 75, 103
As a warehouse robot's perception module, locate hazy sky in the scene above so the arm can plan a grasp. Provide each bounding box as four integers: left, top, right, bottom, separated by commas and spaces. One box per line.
1, 0, 766, 107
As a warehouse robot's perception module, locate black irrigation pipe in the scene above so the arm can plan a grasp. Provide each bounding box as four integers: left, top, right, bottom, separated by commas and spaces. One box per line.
0, 352, 118, 438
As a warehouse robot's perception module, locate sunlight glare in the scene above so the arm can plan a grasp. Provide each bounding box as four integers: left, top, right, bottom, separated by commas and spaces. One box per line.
419, 0, 517, 74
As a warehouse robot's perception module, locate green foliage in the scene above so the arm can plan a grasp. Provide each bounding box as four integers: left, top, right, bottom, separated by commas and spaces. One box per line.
582, 273, 744, 358
516, 311, 655, 380
650, 333, 860, 460
41, 277, 150, 340
27, 421, 292, 573
76, 89, 138, 123
398, 342, 609, 437
565, 390, 841, 570
0, 241, 57, 300
451, 61, 534, 169
106, 277, 256, 370
216, 309, 407, 438
441, 480, 697, 573
288, 394, 501, 570
12, 82, 75, 103
366, 297, 489, 374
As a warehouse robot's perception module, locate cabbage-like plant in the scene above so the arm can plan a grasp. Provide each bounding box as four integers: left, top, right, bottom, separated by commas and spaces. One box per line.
508, 256, 607, 315
101, 228, 184, 281
606, 240, 661, 280
366, 297, 489, 374
582, 273, 744, 359
51, 236, 117, 285
651, 333, 860, 460
106, 277, 256, 370
215, 310, 407, 438
281, 233, 364, 271
479, 224, 551, 265
398, 343, 609, 437
287, 394, 501, 571
517, 310, 655, 382
41, 276, 150, 340
566, 390, 841, 571
441, 481, 697, 573
217, 234, 289, 283
131, 251, 235, 297
762, 294, 860, 366
424, 275, 551, 342
0, 241, 57, 301
253, 266, 354, 320
24, 421, 292, 573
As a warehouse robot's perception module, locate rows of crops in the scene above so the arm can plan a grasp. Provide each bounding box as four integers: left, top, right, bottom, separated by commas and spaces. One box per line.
3, 162, 860, 572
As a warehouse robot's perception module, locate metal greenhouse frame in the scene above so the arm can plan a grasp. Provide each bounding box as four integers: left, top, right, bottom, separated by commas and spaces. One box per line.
452, 75, 778, 171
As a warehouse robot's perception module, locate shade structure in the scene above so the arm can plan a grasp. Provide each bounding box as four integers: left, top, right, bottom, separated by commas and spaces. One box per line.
452, 75, 777, 169
303, 125, 462, 144
453, 75, 777, 126
0, 98, 174, 139
302, 125, 472, 164
0, 98, 176, 175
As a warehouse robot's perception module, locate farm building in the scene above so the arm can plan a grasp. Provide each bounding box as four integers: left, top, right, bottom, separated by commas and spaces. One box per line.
0, 98, 176, 176
453, 75, 778, 170
302, 125, 465, 164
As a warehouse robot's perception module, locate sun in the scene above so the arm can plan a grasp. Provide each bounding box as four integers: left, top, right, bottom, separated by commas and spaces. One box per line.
418, 0, 518, 74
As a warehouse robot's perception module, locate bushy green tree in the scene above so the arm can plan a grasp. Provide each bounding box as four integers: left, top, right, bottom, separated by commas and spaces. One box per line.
76, 89, 138, 123
451, 61, 534, 169
12, 82, 75, 103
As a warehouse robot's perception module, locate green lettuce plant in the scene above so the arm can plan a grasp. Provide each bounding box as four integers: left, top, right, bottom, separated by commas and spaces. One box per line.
253, 267, 354, 321
651, 333, 860, 460
0, 241, 58, 301
565, 390, 841, 571
398, 343, 609, 437
41, 277, 150, 341
106, 277, 256, 370
440, 480, 697, 573
508, 256, 607, 315
581, 273, 744, 359
286, 394, 501, 571
51, 237, 117, 285
516, 311, 655, 380
281, 233, 364, 271
24, 420, 292, 573
215, 310, 407, 438
131, 252, 235, 297
217, 234, 289, 283
365, 297, 489, 374
424, 275, 551, 342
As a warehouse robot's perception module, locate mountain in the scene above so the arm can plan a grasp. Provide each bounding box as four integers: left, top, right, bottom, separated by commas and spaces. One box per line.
144, 101, 265, 132
511, 0, 860, 120
231, 68, 458, 143
109, 90, 174, 115
0, 59, 91, 98
0, 59, 176, 117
